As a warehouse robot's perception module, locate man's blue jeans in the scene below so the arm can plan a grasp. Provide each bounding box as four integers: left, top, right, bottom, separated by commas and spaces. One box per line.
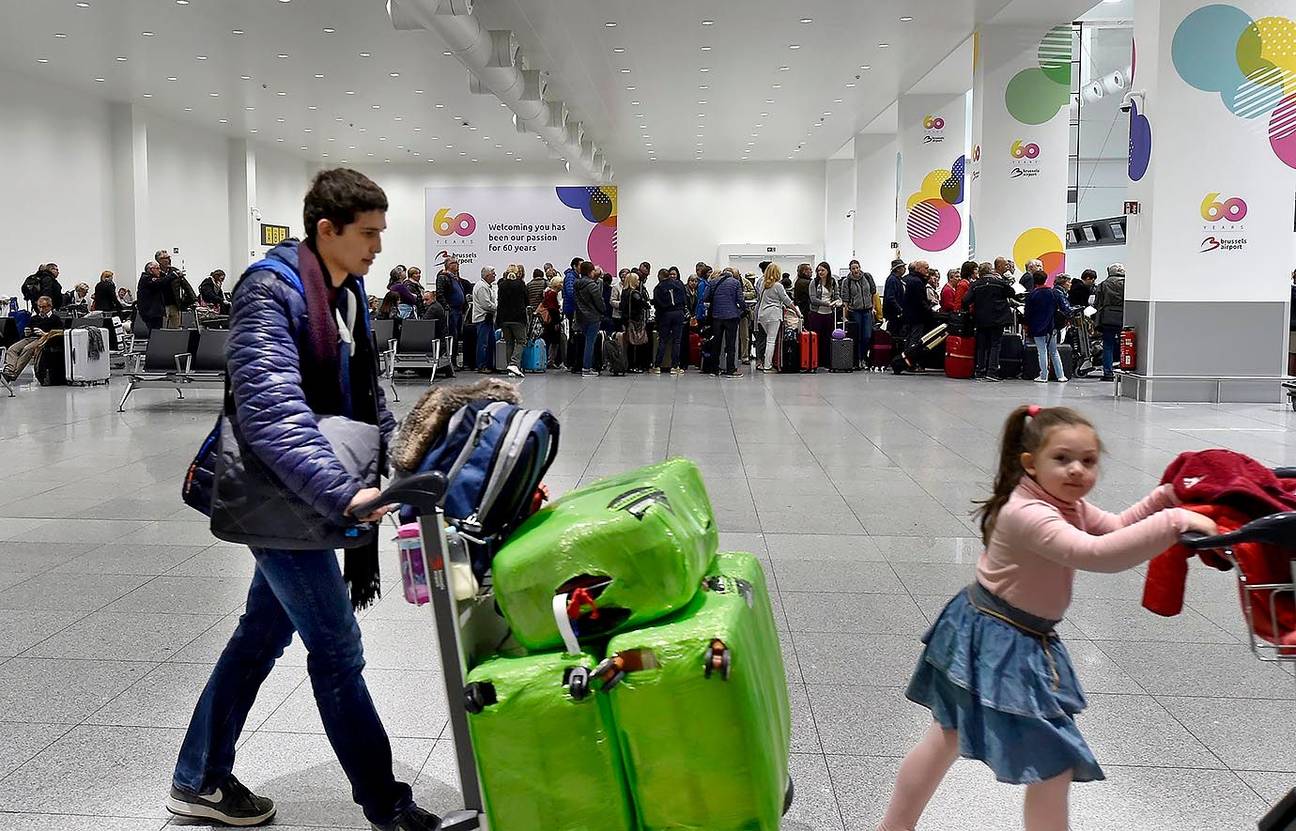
656, 311, 685, 369
476, 318, 495, 370
582, 321, 601, 370
1101, 325, 1120, 377
173, 549, 412, 826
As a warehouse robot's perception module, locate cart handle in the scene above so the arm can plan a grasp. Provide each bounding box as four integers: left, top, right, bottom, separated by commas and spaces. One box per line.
1275, 467, 1296, 480
353, 471, 448, 516
1179, 511, 1296, 550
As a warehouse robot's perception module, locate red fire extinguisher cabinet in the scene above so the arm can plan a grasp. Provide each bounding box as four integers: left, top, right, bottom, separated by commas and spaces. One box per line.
1119, 327, 1137, 372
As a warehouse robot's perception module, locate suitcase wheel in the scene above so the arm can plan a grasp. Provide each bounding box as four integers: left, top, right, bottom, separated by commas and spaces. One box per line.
592, 655, 627, 691
783, 776, 795, 816
463, 682, 497, 715
703, 639, 731, 681
564, 666, 591, 701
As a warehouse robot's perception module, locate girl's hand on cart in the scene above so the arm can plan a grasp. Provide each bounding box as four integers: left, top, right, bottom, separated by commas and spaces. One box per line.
1182, 510, 1219, 539
348, 487, 393, 523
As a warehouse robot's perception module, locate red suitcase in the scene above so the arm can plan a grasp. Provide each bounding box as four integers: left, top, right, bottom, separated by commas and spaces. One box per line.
945, 334, 975, 379
870, 330, 894, 370
688, 330, 702, 368
799, 330, 819, 372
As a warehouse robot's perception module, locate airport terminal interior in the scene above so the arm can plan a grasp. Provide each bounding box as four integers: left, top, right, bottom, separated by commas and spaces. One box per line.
1, 1, 1295, 830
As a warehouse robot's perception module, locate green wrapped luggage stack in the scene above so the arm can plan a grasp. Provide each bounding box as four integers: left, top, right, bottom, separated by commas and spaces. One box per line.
463, 652, 636, 831
595, 551, 792, 831
491, 458, 719, 651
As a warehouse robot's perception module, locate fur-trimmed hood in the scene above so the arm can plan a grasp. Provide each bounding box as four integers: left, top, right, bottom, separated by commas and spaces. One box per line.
391, 379, 522, 472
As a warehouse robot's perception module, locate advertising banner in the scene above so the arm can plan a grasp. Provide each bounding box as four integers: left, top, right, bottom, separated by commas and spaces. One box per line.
424, 186, 618, 275
895, 94, 969, 272
969, 25, 1073, 280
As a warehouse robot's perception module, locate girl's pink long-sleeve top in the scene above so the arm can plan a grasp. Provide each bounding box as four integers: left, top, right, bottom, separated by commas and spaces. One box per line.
977, 477, 1193, 620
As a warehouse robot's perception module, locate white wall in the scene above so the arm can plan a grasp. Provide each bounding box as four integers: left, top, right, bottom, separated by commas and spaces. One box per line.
824, 158, 857, 271
146, 115, 230, 280
329, 160, 828, 290
254, 145, 312, 245
0, 67, 114, 301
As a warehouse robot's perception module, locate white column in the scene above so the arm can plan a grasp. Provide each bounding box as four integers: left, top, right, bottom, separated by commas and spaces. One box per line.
969, 25, 1073, 279
824, 157, 857, 270
853, 133, 899, 276
228, 139, 257, 275
1121, 0, 1296, 401
109, 103, 149, 281
896, 93, 969, 274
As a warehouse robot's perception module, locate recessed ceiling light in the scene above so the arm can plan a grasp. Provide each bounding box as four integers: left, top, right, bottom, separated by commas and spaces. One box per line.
231, 29, 244, 35
788, 45, 800, 50
240, 74, 251, 80
799, 17, 813, 23
701, 19, 714, 25
276, 91, 286, 96
878, 43, 889, 48
304, 128, 312, 132
54, 32, 68, 38
75, 1, 89, 6
900, 16, 914, 22
249, 128, 258, 133
698, 85, 708, 90
772, 83, 782, 89
183, 106, 192, 111
367, 152, 374, 156
142, 31, 155, 37
626, 86, 636, 91
276, 54, 289, 59
604, 21, 617, 27
389, 72, 400, 77
349, 145, 357, 149
314, 73, 324, 78
701, 46, 712, 51
300, 145, 307, 150
307, 105, 317, 110
218, 118, 228, 123
276, 117, 285, 122
434, 103, 444, 108
322, 152, 329, 157
244, 106, 255, 111
764, 98, 774, 103
278, 0, 291, 4
277, 138, 285, 142
779, 65, 790, 71
697, 100, 707, 105
175, 0, 188, 4
613, 47, 626, 53
442, 50, 452, 56
208, 92, 219, 97
142, 93, 152, 98
322, 27, 335, 33
459, 151, 467, 156
620, 68, 631, 73
196, 55, 207, 60
371, 104, 380, 109
414, 127, 423, 132
833, 99, 843, 103
699, 67, 710, 72
345, 90, 355, 95
36, 57, 48, 63
505, 151, 513, 155
846, 82, 857, 88
359, 51, 371, 57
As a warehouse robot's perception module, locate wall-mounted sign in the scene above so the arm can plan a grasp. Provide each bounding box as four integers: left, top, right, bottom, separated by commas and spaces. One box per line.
260, 223, 291, 247
1124, 201, 1141, 215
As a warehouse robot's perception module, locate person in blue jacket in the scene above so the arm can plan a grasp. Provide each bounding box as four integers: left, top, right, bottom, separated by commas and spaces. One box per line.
168, 169, 443, 831
706, 267, 745, 377
1024, 270, 1073, 383
652, 267, 688, 374
562, 256, 580, 322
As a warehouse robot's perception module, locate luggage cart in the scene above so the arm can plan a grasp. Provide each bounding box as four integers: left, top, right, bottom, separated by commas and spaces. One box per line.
357, 472, 501, 830
1180, 477, 1296, 831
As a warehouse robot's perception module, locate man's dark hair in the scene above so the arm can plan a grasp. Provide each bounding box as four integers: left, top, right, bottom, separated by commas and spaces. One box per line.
571, 257, 583, 268
303, 168, 388, 241
1081, 269, 1098, 282
1033, 272, 1048, 287
578, 261, 595, 277
758, 261, 771, 272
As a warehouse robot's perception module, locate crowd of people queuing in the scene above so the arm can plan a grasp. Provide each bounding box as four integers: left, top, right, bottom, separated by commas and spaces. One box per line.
5, 244, 1138, 386
364, 251, 1134, 383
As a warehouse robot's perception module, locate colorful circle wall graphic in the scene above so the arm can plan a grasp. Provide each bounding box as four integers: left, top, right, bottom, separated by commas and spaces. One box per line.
1271, 93, 1296, 169
907, 198, 961, 252
1013, 228, 1066, 278
941, 156, 966, 205
587, 222, 618, 272
556, 186, 618, 271
1171, 6, 1296, 122
1006, 27, 1072, 125
1128, 100, 1152, 181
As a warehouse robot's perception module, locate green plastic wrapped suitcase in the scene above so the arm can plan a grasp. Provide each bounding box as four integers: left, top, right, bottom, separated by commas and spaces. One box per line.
491, 458, 718, 651
595, 551, 792, 830
463, 651, 635, 831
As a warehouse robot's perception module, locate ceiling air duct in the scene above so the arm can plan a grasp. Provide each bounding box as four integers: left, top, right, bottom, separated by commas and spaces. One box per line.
387, 0, 611, 181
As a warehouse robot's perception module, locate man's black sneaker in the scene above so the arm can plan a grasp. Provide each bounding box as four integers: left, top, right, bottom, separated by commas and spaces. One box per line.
372, 805, 442, 831
166, 776, 275, 826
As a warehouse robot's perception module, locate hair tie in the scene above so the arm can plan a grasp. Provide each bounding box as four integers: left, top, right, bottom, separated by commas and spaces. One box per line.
1026, 405, 1042, 418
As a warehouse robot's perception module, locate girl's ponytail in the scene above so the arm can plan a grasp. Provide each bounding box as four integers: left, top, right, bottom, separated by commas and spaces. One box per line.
973, 404, 1099, 545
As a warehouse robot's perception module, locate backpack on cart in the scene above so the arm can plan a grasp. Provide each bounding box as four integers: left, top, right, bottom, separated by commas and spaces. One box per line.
396, 397, 560, 578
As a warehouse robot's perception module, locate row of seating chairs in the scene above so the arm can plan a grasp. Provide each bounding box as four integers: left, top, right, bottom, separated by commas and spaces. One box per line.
117, 328, 228, 412
372, 318, 454, 403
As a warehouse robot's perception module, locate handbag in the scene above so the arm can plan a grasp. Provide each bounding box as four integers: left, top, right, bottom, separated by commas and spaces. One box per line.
627, 318, 648, 346
183, 379, 380, 550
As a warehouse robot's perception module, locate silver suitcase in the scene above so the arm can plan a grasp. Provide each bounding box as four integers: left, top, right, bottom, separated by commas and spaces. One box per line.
65, 327, 110, 385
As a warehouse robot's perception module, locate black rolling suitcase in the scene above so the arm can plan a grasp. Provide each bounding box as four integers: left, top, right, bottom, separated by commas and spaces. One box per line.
998, 334, 1025, 379
778, 325, 800, 374
701, 327, 721, 375
891, 323, 947, 374
1021, 341, 1076, 380
568, 328, 605, 374
830, 311, 855, 372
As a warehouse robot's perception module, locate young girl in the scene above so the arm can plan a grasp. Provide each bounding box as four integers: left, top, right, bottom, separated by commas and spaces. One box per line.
877, 404, 1218, 831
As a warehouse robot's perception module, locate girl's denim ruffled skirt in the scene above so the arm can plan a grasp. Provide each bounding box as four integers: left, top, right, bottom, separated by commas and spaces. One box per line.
904, 587, 1105, 784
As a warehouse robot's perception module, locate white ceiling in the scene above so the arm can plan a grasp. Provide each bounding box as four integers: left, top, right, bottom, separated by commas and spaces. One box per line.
0, 0, 1104, 168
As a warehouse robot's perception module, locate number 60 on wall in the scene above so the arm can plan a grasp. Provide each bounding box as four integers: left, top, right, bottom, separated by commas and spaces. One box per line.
1200, 193, 1247, 223
434, 207, 477, 237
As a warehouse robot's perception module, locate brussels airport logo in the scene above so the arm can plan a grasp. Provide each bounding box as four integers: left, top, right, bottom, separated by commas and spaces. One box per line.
970, 144, 982, 182
1198, 192, 1248, 253
433, 207, 477, 238
922, 115, 945, 144
1009, 140, 1042, 179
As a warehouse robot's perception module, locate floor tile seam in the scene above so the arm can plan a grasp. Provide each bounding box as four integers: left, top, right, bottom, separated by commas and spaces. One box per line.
1133, 685, 1238, 771
0, 654, 165, 667
0, 721, 81, 788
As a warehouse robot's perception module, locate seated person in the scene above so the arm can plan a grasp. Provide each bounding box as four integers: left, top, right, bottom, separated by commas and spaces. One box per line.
418, 288, 447, 331
3, 296, 63, 381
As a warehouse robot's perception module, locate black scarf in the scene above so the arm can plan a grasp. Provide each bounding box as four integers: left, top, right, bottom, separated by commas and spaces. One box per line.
297, 241, 384, 611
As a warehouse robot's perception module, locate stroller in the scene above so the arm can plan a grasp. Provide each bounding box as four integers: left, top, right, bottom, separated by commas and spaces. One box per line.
1179, 466, 1296, 831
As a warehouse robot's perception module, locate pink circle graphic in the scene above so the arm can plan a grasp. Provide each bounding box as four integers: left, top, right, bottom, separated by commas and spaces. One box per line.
1270, 93, 1296, 170
587, 221, 618, 274
906, 199, 961, 252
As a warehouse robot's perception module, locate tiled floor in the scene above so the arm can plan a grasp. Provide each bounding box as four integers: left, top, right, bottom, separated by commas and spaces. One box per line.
1, 368, 1294, 831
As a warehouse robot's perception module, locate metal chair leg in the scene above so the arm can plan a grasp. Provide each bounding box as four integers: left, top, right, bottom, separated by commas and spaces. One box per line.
117, 380, 136, 412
